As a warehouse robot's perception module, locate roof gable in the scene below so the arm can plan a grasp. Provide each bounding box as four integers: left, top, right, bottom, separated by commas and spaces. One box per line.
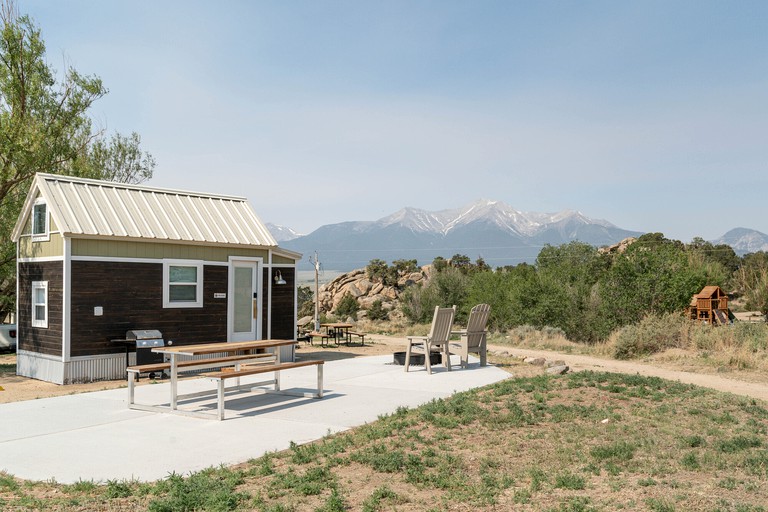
12, 173, 277, 247
696, 286, 725, 299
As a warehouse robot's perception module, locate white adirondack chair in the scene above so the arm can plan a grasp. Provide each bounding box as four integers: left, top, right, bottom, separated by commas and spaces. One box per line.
454, 303, 491, 368
404, 305, 456, 374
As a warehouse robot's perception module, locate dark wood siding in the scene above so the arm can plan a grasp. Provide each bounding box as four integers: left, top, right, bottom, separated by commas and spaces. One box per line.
18, 262, 64, 356
270, 268, 296, 339
70, 261, 228, 356
262, 269, 269, 337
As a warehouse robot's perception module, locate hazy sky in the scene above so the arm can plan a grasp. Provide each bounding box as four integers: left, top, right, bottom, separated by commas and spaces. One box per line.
20, 0, 768, 241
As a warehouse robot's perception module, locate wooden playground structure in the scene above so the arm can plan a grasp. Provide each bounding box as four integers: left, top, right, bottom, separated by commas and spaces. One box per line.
687, 286, 731, 325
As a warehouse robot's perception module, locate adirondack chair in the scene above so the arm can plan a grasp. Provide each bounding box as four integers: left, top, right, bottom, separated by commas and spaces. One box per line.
404, 305, 456, 374
454, 304, 491, 368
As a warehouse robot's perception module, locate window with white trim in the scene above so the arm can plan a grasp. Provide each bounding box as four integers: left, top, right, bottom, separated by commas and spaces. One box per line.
32, 199, 49, 241
163, 260, 203, 308
31, 281, 48, 328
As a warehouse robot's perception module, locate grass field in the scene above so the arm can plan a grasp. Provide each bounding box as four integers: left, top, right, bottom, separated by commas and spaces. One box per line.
2, 370, 768, 511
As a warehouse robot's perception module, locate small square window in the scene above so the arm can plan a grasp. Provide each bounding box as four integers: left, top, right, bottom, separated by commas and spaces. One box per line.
163, 260, 203, 308
32, 200, 49, 241
31, 281, 48, 328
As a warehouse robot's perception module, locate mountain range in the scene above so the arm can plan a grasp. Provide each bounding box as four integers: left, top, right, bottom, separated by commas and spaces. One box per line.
269, 200, 768, 271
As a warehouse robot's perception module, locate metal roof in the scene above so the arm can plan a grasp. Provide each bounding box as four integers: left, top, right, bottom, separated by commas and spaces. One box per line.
12, 173, 278, 247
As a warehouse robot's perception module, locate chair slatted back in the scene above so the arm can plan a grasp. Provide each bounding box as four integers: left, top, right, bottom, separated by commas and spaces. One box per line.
428, 305, 456, 344
466, 304, 491, 333
465, 304, 490, 349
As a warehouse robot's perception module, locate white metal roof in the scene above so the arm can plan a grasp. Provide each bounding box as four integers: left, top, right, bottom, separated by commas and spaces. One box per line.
12, 173, 278, 247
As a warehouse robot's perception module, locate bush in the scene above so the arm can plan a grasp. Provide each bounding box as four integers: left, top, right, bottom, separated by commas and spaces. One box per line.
401, 268, 469, 323
334, 293, 360, 320
367, 299, 389, 321
612, 312, 687, 359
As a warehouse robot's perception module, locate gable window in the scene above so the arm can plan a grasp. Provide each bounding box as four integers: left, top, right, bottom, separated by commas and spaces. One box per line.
31, 281, 48, 328
163, 260, 203, 308
32, 199, 49, 241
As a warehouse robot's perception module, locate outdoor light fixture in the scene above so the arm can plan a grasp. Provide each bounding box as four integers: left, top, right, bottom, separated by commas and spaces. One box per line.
274, 270, 287, 285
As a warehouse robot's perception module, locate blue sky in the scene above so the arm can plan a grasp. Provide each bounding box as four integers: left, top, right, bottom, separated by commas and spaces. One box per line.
20, 0, 768, 241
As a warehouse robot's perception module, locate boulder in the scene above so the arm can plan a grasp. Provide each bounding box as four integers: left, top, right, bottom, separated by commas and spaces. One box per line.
546, 365, 570, 375
315, 265, 429, 320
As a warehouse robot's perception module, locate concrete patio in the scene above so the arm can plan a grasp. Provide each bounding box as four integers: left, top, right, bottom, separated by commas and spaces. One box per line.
0, 354, 510, 483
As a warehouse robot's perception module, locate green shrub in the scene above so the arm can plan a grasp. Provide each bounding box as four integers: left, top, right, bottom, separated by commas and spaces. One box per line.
367, 299, 389, 321
613, 312, 686, 359
334, 293, 359, 320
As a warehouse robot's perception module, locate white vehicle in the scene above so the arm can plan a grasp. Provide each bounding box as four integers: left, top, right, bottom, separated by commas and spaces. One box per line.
0, 324, 16, 351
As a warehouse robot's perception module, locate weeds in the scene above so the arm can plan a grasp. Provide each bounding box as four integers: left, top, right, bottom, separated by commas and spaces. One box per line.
6, 371, 768, 510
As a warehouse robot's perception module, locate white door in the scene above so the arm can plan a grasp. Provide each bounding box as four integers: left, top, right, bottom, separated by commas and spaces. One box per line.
228, 259, 261, 342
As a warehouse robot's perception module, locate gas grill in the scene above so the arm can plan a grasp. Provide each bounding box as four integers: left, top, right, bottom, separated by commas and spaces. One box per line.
126, 329, 165, 366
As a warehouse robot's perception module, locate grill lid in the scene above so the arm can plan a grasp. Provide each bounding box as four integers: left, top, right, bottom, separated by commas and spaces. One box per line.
126, 329, 162, 340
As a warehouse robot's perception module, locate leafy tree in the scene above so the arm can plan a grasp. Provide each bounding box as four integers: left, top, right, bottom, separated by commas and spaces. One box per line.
297, 285, 314, 318
466, 265, 537, 330
595, 235, 718, 336
0, 1, 155, 319
474, 257, 491, 273
392, 259, 418, 275
733, 252, 768, 316
366, 259, 389, 281
535, 242, 608, 342
401, 268, 469, 323
688, 237, 740, 274
365, 258, 398, 286
432, 256, 448, 273
449, 254, 472, 273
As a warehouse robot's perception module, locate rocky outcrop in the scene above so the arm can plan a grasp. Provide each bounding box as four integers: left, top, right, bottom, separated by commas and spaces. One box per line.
598, 237, 637, 255
317, 267, 428, 320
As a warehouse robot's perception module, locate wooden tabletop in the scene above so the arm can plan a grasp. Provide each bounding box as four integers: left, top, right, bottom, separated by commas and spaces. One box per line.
321, 323, 354, 328
153, 339, 297, 356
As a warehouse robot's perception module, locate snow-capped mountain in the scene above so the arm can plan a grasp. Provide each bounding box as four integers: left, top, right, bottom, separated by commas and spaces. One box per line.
281, 200, 642, 270
265, 223, 303, 243
714, 228, 768, 255
377, 200, 544, 236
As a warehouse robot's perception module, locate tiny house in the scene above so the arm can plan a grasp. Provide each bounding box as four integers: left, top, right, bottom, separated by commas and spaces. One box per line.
11, 173, 300, 384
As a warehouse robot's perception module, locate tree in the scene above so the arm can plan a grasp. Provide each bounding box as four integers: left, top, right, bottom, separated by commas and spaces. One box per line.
733, 252, 768, 316
0, 1, 155, 319
432, 256, 448, 273
595, 236, 719, 336
297, 285, 314, 318
401, 267, 469, 323
449, 254, 472, 273
334, 293, 359, 320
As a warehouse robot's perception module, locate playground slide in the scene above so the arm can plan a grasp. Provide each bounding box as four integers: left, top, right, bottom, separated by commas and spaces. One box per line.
713, 309, 729, 325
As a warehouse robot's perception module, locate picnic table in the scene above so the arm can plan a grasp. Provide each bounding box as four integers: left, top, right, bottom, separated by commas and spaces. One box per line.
126, 339, 323, 420
321, 322, 353, 343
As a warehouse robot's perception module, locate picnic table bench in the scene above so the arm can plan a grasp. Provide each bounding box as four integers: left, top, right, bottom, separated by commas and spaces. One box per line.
347, 331, 366, 345
203, 360, 324, 420
127, 340, 323, 420
307, 331, 332, 346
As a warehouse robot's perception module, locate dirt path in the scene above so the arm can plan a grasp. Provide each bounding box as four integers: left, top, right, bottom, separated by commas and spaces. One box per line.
4, 336, 768, 404
492, 345, 768, 402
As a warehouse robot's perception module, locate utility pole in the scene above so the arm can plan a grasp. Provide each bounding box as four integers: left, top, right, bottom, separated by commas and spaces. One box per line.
311, 252, 321, 331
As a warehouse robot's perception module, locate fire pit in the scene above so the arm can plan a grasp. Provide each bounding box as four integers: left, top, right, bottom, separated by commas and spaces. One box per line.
393, 351, 442, 366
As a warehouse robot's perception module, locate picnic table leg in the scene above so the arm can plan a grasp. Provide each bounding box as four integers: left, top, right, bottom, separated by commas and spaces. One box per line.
274, 369, 281, 391
128, 371, 136, 405
217, 379, 225, 421
170, 355, 178, 410
317, 364, 324, 398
